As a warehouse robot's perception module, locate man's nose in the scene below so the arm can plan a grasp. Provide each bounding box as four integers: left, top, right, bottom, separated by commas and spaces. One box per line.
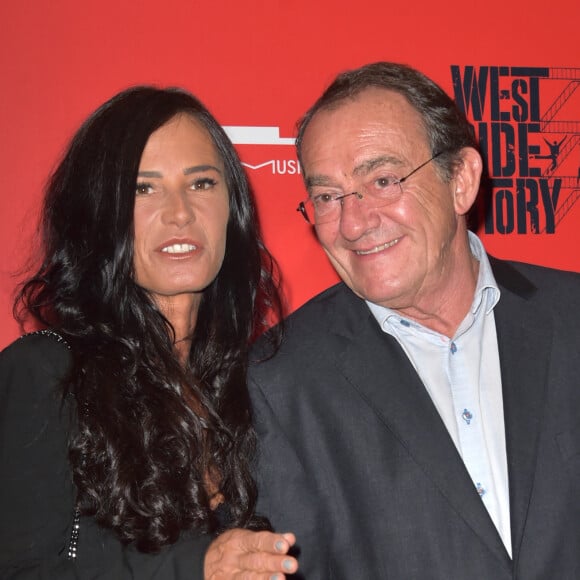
338, 191, 378, 240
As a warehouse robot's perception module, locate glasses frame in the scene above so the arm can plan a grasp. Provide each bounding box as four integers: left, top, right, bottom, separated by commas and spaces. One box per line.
296, 150, 444, 225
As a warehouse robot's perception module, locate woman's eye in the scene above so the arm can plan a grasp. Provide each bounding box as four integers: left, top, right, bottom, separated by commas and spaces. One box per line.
135, 182, 153, 195
192, 177, 217, 190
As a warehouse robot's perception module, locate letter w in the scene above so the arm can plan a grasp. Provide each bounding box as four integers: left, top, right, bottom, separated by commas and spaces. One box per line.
451, 66, 488, 121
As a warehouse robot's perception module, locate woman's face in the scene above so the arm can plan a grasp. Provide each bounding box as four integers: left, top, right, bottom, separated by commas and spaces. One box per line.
133, 113, 230, 310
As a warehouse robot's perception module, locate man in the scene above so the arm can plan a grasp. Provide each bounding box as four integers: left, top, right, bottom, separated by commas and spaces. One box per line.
248, 62, 580, 579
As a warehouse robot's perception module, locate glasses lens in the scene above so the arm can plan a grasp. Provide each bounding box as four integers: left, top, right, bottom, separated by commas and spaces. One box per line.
312, 197, 342, 224
298, 183, 403, 225
297, 154, 440, 225
360, 180, 404, 209
297, 199, 337, 225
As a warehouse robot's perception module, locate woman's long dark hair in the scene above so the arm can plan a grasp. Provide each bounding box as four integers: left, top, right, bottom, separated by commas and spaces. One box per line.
14, 86, 283, 552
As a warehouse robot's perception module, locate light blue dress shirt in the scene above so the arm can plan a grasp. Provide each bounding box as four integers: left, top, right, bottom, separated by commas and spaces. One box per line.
366, 232, 512, 556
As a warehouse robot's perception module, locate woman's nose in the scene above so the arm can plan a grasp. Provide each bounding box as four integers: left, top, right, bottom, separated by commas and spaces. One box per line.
163, 189, 195, 226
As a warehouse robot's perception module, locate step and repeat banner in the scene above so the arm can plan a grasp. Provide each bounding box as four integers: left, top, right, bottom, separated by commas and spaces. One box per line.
1, 0, 579, 348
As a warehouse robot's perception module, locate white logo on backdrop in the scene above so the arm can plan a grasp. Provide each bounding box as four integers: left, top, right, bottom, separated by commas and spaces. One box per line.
223, 126, 294, 145
224, 126, 301, 175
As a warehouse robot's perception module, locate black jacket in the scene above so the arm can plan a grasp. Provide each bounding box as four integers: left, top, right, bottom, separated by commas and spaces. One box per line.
0, 331, 212, 579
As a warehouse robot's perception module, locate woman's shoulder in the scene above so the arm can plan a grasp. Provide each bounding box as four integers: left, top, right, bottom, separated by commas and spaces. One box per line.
0, 330, 72, 397
1, 329, 71, 363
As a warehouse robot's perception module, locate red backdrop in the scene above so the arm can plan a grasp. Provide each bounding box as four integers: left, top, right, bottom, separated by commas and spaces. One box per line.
1, 0, 579, 349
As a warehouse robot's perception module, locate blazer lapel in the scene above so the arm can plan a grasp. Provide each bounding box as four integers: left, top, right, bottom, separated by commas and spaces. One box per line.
491, 259, 552, 563
328, 287, 511, 568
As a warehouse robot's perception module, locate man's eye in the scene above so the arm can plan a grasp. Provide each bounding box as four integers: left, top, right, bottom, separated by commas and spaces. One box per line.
375, 176, 396, 188
313, 193, 336, 205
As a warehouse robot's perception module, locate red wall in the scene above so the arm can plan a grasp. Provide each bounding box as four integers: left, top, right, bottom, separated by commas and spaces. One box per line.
1, 0, 579, 348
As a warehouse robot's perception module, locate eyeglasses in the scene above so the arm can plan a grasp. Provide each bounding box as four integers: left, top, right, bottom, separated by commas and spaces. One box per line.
296, 151, 443, 225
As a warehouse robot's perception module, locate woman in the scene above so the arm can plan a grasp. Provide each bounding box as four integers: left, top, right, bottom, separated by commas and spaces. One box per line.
0, 87, 298, 579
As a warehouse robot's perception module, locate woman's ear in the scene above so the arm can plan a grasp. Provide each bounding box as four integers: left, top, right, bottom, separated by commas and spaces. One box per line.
453, 147, 483, 216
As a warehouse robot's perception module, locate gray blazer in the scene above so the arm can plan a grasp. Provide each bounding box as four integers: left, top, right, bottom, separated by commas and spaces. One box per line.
249, 258, 580, 579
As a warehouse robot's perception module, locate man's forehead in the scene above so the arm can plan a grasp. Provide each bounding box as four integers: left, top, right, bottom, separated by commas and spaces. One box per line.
315, 86, 413, 117
303, 90, 425, 148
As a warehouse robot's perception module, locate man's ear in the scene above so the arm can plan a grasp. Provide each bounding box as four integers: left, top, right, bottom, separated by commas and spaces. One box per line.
453, 147, 483, 216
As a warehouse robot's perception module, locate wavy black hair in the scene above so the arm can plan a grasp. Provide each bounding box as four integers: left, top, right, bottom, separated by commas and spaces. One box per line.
15, 86, 283, 552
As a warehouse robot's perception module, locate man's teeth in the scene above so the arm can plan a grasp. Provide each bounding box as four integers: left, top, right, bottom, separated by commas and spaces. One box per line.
161, 243, 197, 254
356, 238, 399, 255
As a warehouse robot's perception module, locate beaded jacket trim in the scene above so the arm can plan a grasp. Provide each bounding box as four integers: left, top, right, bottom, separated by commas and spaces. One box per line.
21, 330, 81, 560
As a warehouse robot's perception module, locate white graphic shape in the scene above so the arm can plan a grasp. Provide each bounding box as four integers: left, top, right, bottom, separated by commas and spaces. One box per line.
223, 126, 295, 146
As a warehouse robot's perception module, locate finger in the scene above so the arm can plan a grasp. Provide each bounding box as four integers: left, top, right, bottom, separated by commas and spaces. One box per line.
238, 551, 299, 575
280, 533, 296, 548
236, 573, 287, 580
243, 530, 294, 555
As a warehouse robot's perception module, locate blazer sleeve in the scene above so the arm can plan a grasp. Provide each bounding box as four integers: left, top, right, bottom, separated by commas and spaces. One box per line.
0, 334, 212, 579
249, 372, 328, 580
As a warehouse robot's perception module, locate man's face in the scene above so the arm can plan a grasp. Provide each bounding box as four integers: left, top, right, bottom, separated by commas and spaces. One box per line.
300, 87, 468, 311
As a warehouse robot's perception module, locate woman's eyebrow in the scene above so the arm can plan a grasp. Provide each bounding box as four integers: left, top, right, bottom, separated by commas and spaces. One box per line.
183, 164, 223, 175
137, 165, 223, 178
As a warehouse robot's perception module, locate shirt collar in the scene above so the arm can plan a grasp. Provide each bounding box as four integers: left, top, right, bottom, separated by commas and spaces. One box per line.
468, 231, 500, 315
366, 231, 501, 329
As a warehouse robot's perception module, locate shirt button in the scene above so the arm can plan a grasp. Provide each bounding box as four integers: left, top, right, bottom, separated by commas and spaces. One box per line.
461, 409, 473, 425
